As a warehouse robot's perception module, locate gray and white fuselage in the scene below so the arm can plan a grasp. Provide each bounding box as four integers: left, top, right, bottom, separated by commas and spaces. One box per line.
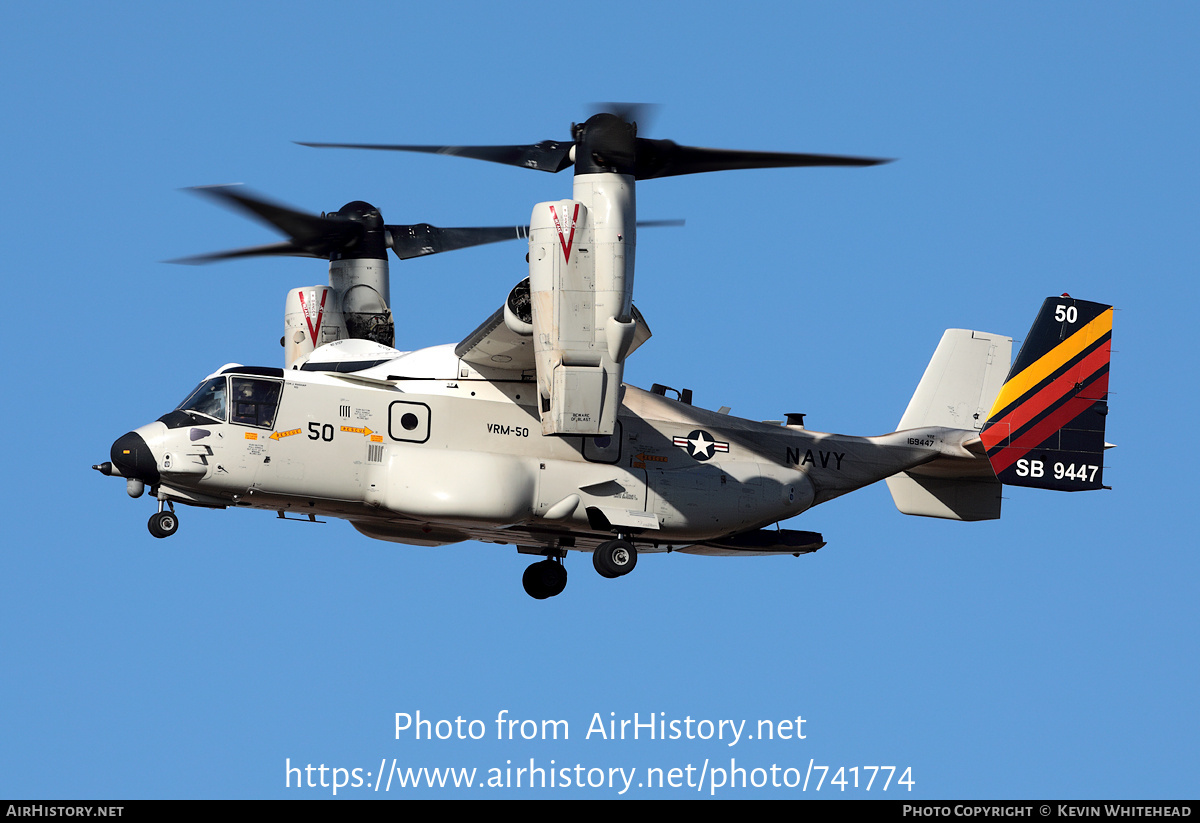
116, 342, 978, 557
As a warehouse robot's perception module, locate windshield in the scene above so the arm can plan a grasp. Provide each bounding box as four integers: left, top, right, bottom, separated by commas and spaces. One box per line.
176, 377, 228, 421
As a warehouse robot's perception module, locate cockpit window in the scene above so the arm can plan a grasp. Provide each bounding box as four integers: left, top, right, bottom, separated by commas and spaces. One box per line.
176, 377, 228, 422
230, 377, 282, 429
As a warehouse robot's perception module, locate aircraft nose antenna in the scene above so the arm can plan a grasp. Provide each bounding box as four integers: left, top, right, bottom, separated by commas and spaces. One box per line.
110, 431, 160, 484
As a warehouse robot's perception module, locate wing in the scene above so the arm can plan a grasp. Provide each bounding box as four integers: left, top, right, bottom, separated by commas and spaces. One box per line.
456, 278, 651, 375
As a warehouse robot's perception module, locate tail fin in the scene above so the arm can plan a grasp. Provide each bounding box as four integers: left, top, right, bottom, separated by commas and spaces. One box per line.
896, 329, 1013, 432
979, 296, 1112, 491
888, 329, 1011, 521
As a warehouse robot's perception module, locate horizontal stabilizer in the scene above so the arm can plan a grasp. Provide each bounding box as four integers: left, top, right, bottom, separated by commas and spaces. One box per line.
885, 472, 1002, 521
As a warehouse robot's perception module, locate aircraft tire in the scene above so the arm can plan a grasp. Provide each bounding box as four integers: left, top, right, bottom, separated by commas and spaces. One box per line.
593, 539, 637, 578
592, 547, 617, 578
148, 511, 179, 539
523, 560, 567, 599
544, 561, 567, 597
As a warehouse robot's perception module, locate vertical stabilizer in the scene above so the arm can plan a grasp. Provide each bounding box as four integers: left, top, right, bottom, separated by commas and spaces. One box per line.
979, 296, 1112, 491
896, 329, 1012, 432
888, 329, 1011, 520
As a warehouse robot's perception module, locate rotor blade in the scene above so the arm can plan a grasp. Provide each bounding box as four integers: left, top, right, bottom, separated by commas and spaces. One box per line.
187, 185, 352, 242
168, 241, 324, 265
297, 141, 575, 173
388, 224, 531, 260
632, 139, 892, 180
184, 185, 364, 258
636, 219, 685, 228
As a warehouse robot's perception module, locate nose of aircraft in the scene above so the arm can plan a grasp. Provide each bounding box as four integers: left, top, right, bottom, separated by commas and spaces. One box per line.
110, 431, 161, 484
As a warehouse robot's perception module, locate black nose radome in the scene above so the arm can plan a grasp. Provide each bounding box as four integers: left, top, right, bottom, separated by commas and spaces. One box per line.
110, 432, 160, 484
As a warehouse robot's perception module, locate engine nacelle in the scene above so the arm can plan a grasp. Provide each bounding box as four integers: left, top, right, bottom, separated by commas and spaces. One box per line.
502, 278, 533, 336
283, 285, 346, 369
529, 189, 635, 436
329, 258, 394, 347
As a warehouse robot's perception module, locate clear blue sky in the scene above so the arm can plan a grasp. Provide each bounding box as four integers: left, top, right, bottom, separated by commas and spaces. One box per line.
2, 1, 1196, 799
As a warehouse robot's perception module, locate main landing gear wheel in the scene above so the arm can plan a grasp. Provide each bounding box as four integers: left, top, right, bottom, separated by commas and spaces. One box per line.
593, 539, 637, 579
148, 510, 179, 539
522, 559, 567, 600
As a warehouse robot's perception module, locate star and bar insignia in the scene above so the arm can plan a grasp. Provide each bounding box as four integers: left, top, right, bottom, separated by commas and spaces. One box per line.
672, 429, 730, 461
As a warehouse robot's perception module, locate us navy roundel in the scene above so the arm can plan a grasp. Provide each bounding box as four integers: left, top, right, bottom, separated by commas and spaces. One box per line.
672, 430, 730, 462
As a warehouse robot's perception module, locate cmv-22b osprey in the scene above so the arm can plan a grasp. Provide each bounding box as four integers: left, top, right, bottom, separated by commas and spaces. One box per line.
95, 110, 1114, 599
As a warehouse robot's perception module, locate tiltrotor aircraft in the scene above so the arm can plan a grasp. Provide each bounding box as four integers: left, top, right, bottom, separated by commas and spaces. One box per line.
95, 110, 1114, 599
